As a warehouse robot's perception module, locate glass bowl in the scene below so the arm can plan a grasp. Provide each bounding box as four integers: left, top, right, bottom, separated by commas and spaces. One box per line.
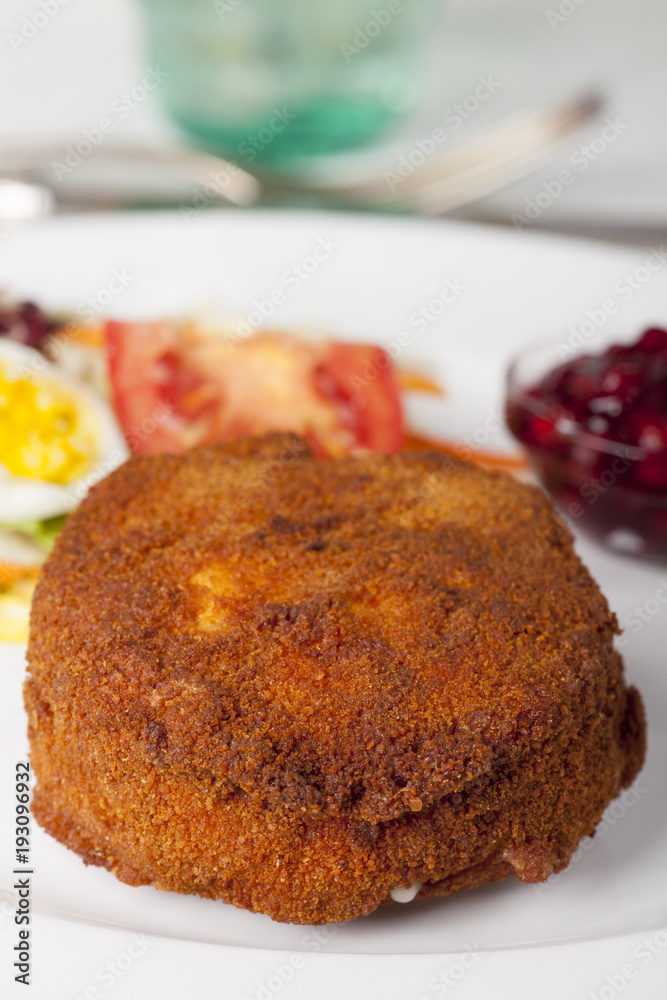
506, 334, 667, 561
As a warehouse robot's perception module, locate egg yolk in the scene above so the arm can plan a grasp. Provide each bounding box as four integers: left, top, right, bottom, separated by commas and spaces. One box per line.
0, 365, 97, 484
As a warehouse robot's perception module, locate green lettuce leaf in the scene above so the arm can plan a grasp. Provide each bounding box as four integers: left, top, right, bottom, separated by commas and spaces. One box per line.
0, 515, 68, 553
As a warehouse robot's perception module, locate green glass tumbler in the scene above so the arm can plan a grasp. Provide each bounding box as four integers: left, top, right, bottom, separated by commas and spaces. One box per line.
138, 0, 443, 169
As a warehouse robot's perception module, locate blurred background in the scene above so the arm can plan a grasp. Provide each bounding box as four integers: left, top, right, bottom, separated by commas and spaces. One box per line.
1, 0, 665, 241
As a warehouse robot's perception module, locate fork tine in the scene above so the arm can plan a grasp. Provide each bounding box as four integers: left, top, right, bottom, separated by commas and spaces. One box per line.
340, 92, 602, 211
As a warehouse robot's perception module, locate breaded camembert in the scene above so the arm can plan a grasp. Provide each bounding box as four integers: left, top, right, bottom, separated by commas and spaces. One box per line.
25, 434, 645, 924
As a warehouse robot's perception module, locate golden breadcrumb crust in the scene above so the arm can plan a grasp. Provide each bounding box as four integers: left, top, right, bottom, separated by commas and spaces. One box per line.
25, 433, 645, 924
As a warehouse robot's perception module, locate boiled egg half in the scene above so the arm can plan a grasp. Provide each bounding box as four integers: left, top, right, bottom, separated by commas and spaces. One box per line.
0, 338, 128, 524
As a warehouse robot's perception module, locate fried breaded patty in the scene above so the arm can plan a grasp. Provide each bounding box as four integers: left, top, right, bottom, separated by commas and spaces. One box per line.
25, 434, 645, 924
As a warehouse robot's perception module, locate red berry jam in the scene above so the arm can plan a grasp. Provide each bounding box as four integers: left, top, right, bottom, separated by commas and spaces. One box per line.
0, 299, 54, 352
506, 328, 667, 559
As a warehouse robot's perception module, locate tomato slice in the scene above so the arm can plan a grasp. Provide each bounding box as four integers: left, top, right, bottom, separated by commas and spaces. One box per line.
314, 343, 405, 453
105, 321, 405, 457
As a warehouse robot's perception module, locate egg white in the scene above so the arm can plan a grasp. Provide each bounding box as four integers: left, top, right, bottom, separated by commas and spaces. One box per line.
0, 339, 128, 524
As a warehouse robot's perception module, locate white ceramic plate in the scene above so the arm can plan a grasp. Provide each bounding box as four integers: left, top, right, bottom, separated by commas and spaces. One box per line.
1, 211, 666, 998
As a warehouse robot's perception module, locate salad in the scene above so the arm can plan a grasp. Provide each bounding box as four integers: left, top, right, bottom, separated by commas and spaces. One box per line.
0, 295, 444, 641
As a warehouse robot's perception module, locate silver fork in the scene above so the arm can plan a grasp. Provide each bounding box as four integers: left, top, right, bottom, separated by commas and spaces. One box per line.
303, 92, 602, 214
0, 92, 602, 220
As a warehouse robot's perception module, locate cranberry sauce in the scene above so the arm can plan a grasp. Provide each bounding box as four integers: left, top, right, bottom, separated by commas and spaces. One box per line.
507, 328, 667, 558
0, 299, 54, 352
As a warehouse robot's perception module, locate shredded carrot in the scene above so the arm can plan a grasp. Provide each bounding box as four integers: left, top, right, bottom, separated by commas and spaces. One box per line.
0, 564, 40, 589
397, 370, 445, 396
50, 323, 104, 348
403, 433, 529, 471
